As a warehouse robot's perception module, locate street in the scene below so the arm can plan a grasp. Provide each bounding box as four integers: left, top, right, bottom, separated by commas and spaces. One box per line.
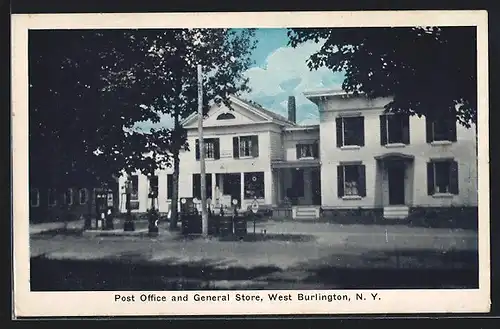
29, 219, 479, 291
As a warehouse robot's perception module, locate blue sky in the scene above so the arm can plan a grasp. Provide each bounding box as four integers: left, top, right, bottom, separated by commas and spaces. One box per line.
138, 28, 344, 130
240, 28, 344, 124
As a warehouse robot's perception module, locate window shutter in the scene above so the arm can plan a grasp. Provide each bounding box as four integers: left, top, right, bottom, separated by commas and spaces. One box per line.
195, 139, 200, 160
449, 160, 459, 194
313, 142, 319, 159
425, 117, 433, 143
380, 115, 387, 145
214, 139, 220, 159
251, 135, 259, 157
337, 165, 344, 198
402, 114, 410, 145
358, 165, 366, 197
448, 120, 457, 142
336, 118, 343, 147
427, 162, 434, 195
232, 137, 239, 158
358, 117, 365, 146
296, 144, 301, 159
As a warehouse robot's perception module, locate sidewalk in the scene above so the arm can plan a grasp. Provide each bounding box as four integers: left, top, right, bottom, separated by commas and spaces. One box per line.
29, 219, 85, 235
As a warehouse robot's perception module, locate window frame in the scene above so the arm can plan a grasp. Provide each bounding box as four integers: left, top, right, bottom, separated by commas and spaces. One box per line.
30, 188, 40, 207
47, 188, 57, 207
244, 172, 265, 199
296, 143, 317, 159
239, 136, 253, 158
337, 163, 366, 198
129, 175, 139, 201
337, 116, 365, 148
79, 188, 88, 205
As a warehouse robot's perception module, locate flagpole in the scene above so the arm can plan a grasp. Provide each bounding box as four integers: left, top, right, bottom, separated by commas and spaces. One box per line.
197, 64, 208, 237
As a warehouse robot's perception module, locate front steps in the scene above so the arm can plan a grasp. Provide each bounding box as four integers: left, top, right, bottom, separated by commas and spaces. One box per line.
383, 206, 410, 219
292, 206, 321, 220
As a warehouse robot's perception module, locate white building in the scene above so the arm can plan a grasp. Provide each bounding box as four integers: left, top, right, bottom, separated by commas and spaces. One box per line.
118, 90, 478, 220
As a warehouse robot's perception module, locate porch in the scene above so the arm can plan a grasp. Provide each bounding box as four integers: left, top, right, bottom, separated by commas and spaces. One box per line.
374, 152, 415, 219
271, 159, 322, 220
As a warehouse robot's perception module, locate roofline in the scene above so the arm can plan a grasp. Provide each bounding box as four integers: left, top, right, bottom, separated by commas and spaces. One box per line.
283, 124, 319, 131
303, 88, 363, 99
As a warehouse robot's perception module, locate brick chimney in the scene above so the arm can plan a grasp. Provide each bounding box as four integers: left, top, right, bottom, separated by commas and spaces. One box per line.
287, 96, 296, 123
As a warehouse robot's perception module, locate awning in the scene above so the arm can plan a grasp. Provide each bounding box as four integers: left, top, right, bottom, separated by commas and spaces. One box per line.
374, 152, 415, 161
271, 159, 321, 169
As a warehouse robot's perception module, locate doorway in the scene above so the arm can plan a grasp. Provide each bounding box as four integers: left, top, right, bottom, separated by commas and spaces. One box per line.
311, 168, 322, 205
388, 162, 406, 205
219, 173, 241, 206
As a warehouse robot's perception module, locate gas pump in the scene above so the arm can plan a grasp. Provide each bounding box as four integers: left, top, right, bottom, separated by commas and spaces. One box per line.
148, 187, 159, 234
105, 190, 114, 230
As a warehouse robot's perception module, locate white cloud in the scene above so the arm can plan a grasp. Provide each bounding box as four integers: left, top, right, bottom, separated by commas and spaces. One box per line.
241, 40, 344, 124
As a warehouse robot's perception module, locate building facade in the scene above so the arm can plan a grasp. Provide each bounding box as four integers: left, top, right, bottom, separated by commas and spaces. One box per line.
118, 90, 478, 220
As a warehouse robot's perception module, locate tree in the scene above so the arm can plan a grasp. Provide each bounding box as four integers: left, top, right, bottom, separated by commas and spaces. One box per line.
288, 27, 477, 127
108, 29, 257, 230
29, 30, 160, 222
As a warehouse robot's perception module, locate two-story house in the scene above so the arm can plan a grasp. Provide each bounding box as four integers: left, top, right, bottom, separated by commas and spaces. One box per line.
118, 89, 478, 222
304, 89, 478, 219
117, 94, 321, 217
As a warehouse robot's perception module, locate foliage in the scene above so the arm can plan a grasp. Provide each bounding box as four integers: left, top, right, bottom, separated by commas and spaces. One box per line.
288, 27, 477, 127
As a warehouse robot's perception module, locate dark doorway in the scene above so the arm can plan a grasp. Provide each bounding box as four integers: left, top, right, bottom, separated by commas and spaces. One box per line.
311, 168, 322, 205
220, 173, 241, 207
388, 162, 406, 205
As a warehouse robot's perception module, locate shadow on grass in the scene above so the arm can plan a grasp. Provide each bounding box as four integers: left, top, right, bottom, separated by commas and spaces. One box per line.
300, 249, 479, 289
29, 255, 283, 291
175, 233, 317, 243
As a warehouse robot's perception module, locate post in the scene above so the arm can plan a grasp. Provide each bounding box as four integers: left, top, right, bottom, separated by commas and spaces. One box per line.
197, 64, 208, 237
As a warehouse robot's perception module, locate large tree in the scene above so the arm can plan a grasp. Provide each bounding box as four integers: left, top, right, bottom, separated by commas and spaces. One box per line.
29, 30, 160, 220
288, 27, 477, 127
108, 28, 257, 230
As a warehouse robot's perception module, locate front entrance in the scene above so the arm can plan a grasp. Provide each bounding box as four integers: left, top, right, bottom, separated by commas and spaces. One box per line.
388, 162, 405, 205
217, 173, 241, 206
311, 168, 322, 205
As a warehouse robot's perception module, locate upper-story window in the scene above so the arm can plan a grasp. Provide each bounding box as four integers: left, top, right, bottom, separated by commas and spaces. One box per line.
336, 116, 365, 147
195, 138, 220, 160
216, 113, 236, 120
233, 135, 259, 158
296, 143, 319, 159
427, 159, 459, 195
380, 114, 410, 145
426, 116, 457, 143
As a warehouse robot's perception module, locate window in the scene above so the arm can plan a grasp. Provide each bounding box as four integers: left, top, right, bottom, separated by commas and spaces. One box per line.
64, 188, 73, 205
192, 174, 212, 199
426, 117, 457, 143
233, 135, 259, 158
380, 114, 410, 145
167, 174, 174, 200
148, 175, 158, 197
216, 113, 236, 120
296, 143, 319, 159
336, 116, 365, 147
244, 172, 265, 199
79, 188, 88, 204
30, 188, 40, 207
427, 159, 459, 195
195, 138, 220, 160
129, 175, 139, 201
48, 188, 57, 206
337, 164, 366, 197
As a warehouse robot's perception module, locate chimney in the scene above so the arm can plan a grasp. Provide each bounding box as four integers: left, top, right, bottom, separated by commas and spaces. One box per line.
287, 96, 296, 123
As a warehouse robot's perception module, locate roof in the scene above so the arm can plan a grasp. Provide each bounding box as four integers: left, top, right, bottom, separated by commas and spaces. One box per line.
231, 95, 296, 126
303, 88, 362, 99
180, 94, 297, 127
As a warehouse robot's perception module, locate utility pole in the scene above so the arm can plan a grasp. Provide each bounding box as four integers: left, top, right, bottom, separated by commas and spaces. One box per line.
197, 64, 208, 237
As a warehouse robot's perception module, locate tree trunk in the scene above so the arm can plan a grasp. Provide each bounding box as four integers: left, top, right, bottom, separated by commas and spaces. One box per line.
169, 115, 181, 230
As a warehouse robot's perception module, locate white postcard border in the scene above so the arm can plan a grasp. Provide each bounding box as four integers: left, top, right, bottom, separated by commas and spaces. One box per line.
12, 10, 490, 317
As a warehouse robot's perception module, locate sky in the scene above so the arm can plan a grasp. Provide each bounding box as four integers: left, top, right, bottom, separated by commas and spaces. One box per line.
137, 28, 344, 130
